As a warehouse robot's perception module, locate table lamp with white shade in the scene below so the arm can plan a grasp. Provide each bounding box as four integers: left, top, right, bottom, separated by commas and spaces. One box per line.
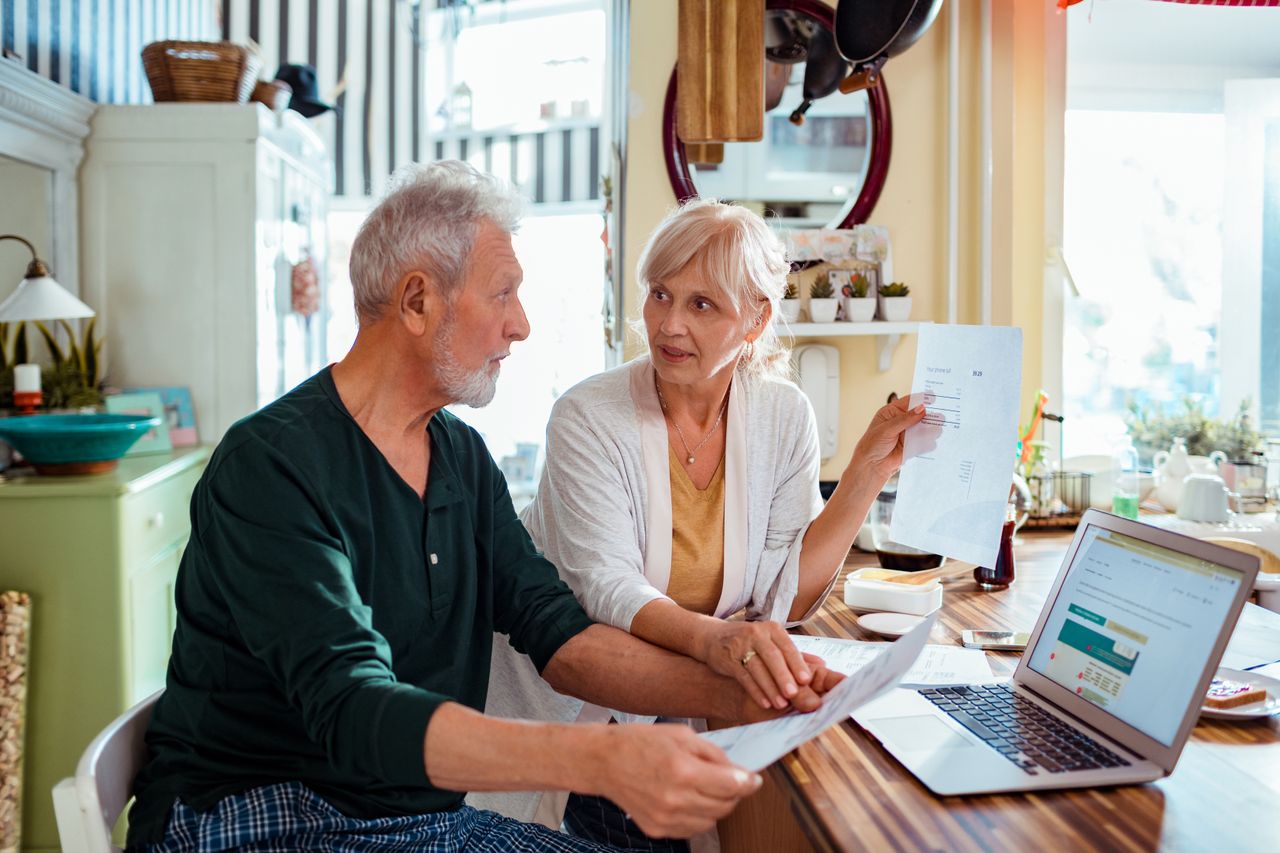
0, 234, 96, 413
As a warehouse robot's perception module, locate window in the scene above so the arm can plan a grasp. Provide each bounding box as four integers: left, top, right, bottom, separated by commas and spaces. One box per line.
1062, 111, 1224, 452
1061, 1, 1280, 457
325, 0, 619, 503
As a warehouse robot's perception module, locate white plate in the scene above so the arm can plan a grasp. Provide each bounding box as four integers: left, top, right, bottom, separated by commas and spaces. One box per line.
856, 611, 926, 638
1199, 667, 1280, 720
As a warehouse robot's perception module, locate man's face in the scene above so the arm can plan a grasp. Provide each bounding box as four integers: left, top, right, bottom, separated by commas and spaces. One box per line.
433, 221, 529, 407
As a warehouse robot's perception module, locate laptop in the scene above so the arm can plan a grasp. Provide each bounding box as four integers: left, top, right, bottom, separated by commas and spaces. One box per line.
852, 509, 1260, 795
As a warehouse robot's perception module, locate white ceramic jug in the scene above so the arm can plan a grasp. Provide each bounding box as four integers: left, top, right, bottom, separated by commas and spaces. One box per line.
1176, 474, 1233, 523
1152, 438, 1228, 512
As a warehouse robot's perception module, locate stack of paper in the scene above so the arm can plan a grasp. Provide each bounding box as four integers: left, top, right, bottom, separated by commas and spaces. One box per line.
701, 613, 938, 771
791, 634, 998, 687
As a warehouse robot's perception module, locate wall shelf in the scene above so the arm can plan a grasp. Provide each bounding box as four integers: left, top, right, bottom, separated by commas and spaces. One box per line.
781, 321, 921, 372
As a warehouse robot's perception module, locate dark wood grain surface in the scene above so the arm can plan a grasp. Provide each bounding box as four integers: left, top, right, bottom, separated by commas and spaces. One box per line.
772, 530, 1280, 853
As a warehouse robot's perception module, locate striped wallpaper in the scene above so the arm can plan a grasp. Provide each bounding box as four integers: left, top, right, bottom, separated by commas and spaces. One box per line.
1, 0, 218, 102
3, 0, 608, 202
219, 0, 426, 199
219, 0, 607, 201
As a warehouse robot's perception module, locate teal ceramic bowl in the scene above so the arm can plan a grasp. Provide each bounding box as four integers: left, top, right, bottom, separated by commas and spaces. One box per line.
0, 413, 162, 474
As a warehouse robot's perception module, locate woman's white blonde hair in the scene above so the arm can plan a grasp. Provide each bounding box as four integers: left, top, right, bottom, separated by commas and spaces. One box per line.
636, 197, 791, 379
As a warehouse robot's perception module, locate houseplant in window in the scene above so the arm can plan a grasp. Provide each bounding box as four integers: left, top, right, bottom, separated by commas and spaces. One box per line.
841, 272, 875, 322
809, 277, 838, 323
879, 281, 911, 321
1124, 397, 1262, 464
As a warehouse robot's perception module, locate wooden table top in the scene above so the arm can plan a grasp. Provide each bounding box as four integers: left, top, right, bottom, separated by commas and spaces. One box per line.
779, 530, 1280, 853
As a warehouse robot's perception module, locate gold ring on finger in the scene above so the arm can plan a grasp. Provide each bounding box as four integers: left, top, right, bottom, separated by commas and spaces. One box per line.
740, 649, 757, 667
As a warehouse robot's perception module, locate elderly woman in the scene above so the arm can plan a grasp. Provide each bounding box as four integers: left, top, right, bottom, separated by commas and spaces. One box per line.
477, 198, 927, 848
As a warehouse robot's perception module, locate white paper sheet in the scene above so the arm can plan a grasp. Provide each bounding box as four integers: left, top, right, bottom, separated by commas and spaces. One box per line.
889, 324, 1023, 567
789, 634, 998, 686
700, 612, 937, 771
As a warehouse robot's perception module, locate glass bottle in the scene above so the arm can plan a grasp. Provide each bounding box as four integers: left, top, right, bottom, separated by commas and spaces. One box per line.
1111, 440, 1140, 519
973, 503, 1017, 590
1027, 440, 1054, 515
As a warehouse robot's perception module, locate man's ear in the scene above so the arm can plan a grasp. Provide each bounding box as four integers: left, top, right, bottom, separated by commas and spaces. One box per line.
397, 271, 440, 336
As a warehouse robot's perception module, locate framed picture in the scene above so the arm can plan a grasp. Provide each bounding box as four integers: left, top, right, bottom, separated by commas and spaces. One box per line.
105, 392, 172, 455
124, 385, 198, 447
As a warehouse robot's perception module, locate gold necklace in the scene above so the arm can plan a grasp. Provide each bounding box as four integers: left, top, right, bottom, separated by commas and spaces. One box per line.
654, 378, 728, 465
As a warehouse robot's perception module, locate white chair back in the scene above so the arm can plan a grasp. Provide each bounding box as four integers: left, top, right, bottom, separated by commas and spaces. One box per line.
52, 690, 162, 853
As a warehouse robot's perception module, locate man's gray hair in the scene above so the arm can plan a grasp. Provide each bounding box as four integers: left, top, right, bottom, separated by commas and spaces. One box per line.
348, 160, 525, 324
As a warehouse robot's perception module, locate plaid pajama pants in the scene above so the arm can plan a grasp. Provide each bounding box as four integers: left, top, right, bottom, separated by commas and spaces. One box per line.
134, 782, 617, 852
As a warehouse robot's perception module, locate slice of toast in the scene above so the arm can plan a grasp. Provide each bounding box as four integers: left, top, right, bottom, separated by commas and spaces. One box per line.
1205, 677, 1267, 709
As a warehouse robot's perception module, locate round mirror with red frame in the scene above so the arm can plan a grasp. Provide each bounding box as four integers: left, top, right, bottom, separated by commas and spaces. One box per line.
663, 0, 892, 229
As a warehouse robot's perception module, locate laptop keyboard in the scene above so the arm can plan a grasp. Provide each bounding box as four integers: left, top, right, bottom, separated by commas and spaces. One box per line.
917, 684, 1132, 775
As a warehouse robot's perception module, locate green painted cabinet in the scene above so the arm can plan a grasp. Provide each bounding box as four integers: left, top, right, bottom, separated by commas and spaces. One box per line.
0, 448, 209, 852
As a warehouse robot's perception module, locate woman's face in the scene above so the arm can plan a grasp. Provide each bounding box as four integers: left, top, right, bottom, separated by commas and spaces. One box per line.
644, 262, 762, 388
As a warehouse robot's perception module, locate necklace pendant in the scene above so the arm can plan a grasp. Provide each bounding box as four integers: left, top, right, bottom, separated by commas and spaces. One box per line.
687, 455, 695, 465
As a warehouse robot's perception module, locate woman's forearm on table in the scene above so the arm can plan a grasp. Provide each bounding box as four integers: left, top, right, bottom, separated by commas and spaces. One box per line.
792, 465, 880, 620
630, 598, 723, 663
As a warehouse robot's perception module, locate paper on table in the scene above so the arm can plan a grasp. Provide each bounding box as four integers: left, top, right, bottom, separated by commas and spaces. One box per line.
700, 611, 937, 772
890, 324, 1023, 568
790, 634, 997, 686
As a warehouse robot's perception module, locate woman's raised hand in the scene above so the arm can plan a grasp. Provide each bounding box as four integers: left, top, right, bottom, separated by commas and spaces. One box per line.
851, 393, 938, 484
698, 619, 813, 710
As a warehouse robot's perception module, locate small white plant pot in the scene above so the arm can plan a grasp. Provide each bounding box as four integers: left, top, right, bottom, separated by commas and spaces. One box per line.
809, 298, 839, 323
779, 299, 801, 323
842, 296, 876, 322
880, 296, 912, 322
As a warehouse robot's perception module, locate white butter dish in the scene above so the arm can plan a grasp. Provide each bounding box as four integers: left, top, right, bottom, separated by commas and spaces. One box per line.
843, 567, 943, 616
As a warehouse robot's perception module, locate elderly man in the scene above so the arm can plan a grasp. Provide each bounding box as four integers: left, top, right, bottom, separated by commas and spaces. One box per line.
126, 160, 839, 852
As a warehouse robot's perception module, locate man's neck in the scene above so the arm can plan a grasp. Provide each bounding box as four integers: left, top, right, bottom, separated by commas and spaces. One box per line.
332, 324, 448, 451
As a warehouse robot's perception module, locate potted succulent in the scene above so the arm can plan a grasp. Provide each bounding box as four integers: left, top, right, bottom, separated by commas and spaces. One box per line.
779, 278, 801, 323
809, 277, 839, 323
879, 281, 912, 321
841, 272, 875, 322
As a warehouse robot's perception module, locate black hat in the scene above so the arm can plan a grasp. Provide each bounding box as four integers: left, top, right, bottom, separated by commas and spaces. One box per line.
273, 64, 336, 118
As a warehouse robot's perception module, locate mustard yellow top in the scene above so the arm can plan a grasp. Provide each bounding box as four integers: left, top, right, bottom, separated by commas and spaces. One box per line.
666, 444, 726, 615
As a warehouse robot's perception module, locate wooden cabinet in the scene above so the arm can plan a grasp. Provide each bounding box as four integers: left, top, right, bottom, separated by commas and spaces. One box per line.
81, 103, 332, 444
0, 448, 209, 852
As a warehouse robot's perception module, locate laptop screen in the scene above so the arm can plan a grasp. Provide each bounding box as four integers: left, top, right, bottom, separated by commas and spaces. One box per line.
1025, 523, 1244, 746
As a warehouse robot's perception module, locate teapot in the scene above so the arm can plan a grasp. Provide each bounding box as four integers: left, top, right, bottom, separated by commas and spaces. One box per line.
1152, 437, 1227, 512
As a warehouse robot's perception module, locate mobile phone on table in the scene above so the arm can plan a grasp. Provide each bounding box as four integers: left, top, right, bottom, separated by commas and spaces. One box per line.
961, 630, 1030, 651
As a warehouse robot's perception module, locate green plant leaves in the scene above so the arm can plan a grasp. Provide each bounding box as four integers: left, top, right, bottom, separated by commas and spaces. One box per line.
809, 278, 835, 299
5, 319, 105, 411
34, 321, 66, 365
1125, 397, 1262, 462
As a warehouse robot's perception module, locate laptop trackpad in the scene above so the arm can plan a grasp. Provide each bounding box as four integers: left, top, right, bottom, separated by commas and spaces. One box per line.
872, 715, 978, 752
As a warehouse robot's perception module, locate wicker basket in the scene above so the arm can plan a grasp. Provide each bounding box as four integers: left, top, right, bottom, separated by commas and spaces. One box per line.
251, 79, 292, 112
142, 40, 261, 103
0, 592, 30, 852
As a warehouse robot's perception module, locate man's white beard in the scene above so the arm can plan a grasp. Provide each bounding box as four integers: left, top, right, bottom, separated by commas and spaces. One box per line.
434, 321, 499, 408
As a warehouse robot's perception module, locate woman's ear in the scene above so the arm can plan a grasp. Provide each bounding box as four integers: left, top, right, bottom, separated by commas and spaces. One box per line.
745, 300, 773, 344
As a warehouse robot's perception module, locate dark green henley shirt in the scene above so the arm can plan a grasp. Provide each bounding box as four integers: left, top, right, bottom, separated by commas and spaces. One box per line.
127, 367, 594, 845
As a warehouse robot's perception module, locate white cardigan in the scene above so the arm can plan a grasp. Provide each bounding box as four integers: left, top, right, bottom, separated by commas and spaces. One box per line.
470, 358, 829, 825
